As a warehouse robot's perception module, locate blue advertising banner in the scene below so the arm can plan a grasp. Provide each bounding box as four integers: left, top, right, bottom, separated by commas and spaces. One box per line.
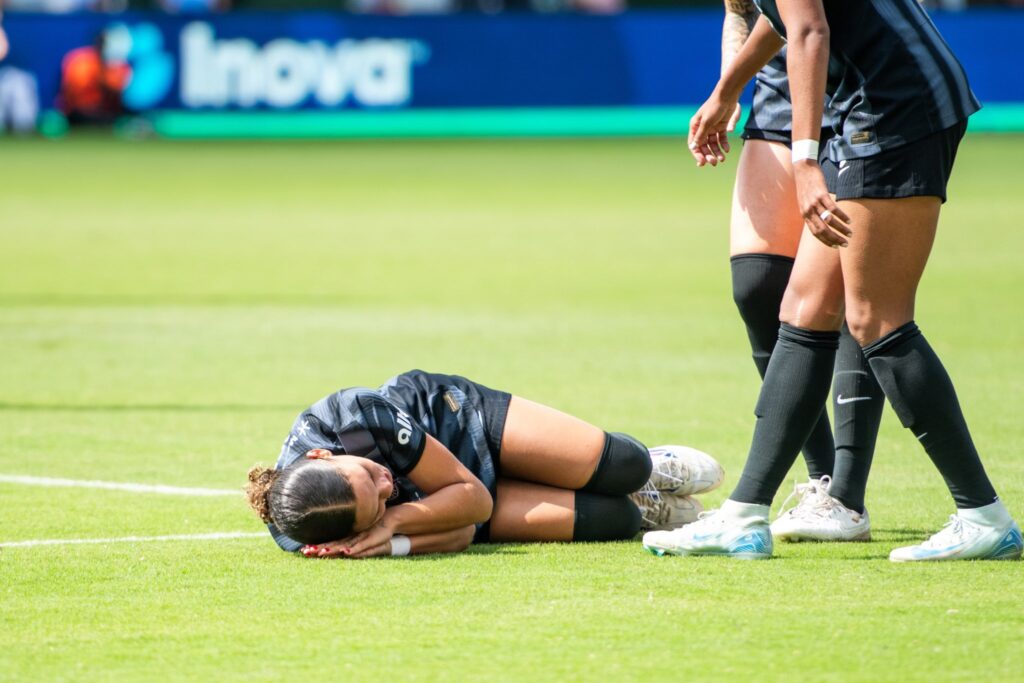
2, 10, 1023, 136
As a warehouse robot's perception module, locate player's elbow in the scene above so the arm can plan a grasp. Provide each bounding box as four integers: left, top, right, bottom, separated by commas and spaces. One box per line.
451, 525, 477, 552
789, 21, 830, 50
466, 480, 494, 525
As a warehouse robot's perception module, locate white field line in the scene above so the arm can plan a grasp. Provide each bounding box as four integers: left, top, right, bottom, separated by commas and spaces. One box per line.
0, 474, 242, 497
0, 532, 267, 549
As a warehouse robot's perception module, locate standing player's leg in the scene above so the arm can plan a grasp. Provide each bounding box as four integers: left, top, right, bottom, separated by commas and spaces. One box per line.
730, 139, 836, 481
645, 236, 846, 558
827, 324, 885, 515
837, 196, 1020, 561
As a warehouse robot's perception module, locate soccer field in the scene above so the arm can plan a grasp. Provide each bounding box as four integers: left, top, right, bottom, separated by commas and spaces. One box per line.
1, 134, 1022, 681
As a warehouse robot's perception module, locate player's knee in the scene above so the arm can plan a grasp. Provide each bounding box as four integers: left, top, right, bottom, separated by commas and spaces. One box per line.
779, 286, 845, 331
845, 303, 914, 347
581, 432, 652, 496
573, 492, 642, 542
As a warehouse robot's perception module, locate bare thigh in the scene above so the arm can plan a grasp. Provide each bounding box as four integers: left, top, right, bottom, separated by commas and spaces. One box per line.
779, 227, 846, 331
489, 479, 575, 542
838, 197, 941, 345
730, 140, 805, 257
498, 396, 606, 489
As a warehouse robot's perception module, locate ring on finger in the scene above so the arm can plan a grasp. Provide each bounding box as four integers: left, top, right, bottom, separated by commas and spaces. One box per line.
819, 210, 832, 223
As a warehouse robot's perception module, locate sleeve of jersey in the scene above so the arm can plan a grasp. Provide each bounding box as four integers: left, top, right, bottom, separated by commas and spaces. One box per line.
351, 391, 427, 476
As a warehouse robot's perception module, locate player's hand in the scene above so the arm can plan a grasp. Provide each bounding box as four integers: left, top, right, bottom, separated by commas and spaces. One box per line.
342, 521, 395, 557
688, 92, 738, 167
793, 161, 852, 248
301, 521, 397, 559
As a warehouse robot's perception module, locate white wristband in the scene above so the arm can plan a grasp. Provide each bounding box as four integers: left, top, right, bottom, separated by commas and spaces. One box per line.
791, 139, 820, 163
390, 535, 411, 557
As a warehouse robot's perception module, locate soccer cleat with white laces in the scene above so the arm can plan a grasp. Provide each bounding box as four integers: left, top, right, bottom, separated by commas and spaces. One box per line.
770, 476, 871, 542
889, 511, 1023, 563
642, 504, 773, 560
629, 482, 703, 531
647, 445, 725, 496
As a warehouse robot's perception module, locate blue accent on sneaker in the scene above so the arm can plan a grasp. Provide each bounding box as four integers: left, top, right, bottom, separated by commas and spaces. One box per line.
724, 528, 773, 559
988, 526, 1024, 560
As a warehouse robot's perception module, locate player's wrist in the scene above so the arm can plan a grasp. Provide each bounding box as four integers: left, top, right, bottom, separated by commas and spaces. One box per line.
791, 138, 820, 163
390, 535, 412, 557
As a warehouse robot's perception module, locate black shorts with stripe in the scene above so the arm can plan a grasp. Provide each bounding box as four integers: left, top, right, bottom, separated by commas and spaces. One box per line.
822, 121, 967, 203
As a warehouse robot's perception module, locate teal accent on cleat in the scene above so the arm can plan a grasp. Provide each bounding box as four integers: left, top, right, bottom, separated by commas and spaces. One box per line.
890, 518, 1023, 562
641, 509, 773, 559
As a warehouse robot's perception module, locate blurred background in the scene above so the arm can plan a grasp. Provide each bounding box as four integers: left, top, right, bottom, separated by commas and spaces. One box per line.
0, 0, 1021, 139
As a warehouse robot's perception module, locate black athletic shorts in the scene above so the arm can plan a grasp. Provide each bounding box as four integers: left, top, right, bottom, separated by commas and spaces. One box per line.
821, 120, 968, 203
740, 127, 836, 153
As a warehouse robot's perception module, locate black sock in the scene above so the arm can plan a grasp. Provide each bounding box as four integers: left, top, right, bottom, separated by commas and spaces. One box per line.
731, 254, 835, 479
573, 492, 642, 541
862, 322, 997, 509
731, 324, 840, 505
828, 324, 885, 513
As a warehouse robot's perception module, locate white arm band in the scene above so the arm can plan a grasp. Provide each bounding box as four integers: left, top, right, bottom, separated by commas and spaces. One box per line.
390, 535, 412, 557
791, 139, 820, 163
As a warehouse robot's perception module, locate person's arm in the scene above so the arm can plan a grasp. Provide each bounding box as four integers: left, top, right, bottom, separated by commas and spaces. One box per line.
322, 435, 493, 558
307, 525, 476, 559
723, 0, 759, 75
721, 0, 761, 131
777, 0, 852, 247
689, 16, 784, 166
382, 434, 493, 536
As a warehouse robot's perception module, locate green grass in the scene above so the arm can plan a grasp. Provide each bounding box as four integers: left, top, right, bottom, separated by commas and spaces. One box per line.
1, 135, 1022, 682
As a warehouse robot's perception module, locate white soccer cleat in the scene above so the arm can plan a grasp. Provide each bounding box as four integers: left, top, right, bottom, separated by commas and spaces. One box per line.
771, 476, 871, 542
647, 445, 725, 496
629, 482, 703, 531
889, 516, 1023, 562
642, 508, 772, 560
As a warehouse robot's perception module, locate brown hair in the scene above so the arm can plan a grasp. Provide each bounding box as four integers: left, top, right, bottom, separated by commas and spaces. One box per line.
246, 466, 281, 524
245, 460, 358, 545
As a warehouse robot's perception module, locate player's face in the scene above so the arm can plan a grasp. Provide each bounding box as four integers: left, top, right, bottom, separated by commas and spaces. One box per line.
326, 455, 394, 533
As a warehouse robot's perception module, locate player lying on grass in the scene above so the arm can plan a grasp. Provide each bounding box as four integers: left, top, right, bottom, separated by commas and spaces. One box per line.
645, 0, 1022, 561
246, 370, 724, 558
721, 0, 881, 542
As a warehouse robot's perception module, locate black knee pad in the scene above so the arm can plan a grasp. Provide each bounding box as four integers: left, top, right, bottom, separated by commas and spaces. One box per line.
581, 432, 652, 496
730, 254, 794, 376
573, 492, 642, 542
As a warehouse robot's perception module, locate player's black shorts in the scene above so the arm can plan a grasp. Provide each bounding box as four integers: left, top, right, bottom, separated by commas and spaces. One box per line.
741, 126, 836, 152
821, 120, 967, 203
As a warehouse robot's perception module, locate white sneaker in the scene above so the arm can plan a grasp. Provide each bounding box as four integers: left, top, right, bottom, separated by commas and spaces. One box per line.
771, 476, 871, 542
890, 515, 1023, 562
647, 445, 725, 496
629, 482, 703, 531
642, 508, 772, 559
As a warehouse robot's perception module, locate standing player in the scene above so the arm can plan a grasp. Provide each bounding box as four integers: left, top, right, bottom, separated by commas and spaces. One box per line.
246, 370, 724, 557
647, 0, 1022, 561
722, 0, 882, 541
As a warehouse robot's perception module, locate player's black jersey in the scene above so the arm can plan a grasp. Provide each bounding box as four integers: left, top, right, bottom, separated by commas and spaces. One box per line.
269, 370, 508, 551
752, 0, 980, 161
747, 50, 836, 136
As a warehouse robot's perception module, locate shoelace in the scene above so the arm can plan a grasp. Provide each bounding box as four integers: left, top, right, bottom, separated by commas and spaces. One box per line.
631, 482, 670, 526
650, 449, 692, 488
776, 477, 827, 519
921, 514, 968, 549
